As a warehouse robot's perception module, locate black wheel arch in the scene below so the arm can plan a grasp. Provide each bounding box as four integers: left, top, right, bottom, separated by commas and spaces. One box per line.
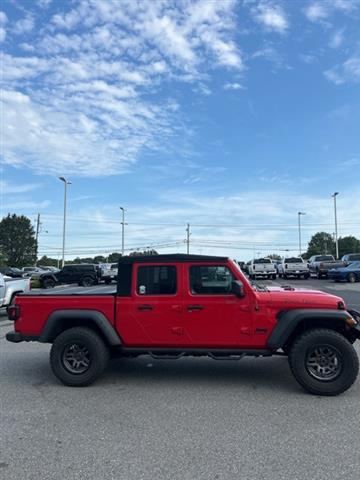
267, 309, 355, 351
39, 310, 122, 346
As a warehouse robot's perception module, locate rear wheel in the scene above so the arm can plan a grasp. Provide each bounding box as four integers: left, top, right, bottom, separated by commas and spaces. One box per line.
50, 327, 109, 386
304, 273, 310, 279
80, 276, 95, 287
104, 278, 111, 285
288, 328, 359, 396
43, 277, 56, 289
347, 273, 357, 283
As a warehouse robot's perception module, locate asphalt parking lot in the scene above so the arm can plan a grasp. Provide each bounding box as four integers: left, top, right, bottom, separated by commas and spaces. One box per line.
1, 277, 360, 480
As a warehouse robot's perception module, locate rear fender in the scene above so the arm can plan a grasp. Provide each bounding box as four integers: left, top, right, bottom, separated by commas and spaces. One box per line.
39, 309, 121, 346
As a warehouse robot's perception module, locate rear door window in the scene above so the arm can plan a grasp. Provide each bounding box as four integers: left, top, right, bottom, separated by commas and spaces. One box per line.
137, 266, 177, 295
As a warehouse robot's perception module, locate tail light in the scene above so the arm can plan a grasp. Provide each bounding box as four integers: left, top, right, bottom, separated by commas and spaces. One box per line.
8, 304, 20, 321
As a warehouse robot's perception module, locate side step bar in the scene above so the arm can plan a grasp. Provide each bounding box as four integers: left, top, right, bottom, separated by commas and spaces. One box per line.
119, 347, 273, 359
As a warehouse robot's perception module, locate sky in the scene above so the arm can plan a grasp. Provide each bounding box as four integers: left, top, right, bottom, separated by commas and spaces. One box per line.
1, 0, 360, 261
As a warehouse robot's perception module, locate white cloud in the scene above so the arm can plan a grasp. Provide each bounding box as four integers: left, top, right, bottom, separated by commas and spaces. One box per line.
223, 82, 244, 90
329, 29, 344, 48
305, 2, 329, 22
0, 10, 7, 42
305, 0, 360, 22
1, 0, 244, 177
35, 187, 360, 260
324, 55, 360, 84
0, 11, 7, 24
13, 14, 35, 35
0, 180, 42, 194
253, 3, 289, 33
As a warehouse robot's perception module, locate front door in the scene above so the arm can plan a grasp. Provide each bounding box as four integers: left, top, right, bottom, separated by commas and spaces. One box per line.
117, 263, 186, 346
183, 264, 252, 347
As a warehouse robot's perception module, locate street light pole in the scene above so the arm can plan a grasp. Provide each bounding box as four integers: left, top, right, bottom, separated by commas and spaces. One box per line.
59, 177, 71, 268
298, 212, 306, 257
120, 207, 125, 256
186, 223, 191, 254
332, 192, 339, 259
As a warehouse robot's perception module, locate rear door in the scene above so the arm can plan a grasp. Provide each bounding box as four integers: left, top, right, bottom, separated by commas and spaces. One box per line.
117, 263, 186, 346
183, 263, 253, 347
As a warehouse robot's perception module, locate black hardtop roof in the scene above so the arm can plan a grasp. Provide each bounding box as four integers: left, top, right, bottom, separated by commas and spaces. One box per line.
118, 254, 229, 265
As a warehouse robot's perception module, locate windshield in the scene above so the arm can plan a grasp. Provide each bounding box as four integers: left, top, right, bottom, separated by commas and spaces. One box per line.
347, 261, 360, 269
315, 256, 334, 261
253, 258, 271, 264
285, 258, 303, 263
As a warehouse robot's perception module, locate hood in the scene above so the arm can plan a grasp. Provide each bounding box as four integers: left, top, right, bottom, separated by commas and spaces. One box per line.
261, 285, 345, 310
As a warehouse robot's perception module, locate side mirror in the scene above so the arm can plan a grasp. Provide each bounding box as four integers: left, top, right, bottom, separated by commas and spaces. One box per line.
232, 281, 245, 298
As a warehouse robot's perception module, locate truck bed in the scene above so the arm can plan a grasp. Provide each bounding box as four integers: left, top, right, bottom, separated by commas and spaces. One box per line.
14, 294, 116, 336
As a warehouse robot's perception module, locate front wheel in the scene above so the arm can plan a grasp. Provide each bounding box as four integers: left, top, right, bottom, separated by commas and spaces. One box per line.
50, 327, 110, 386
347, 273, 357, 283
288, 328, 359, 396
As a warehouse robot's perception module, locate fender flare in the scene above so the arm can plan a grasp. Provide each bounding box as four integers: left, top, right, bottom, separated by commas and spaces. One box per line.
39, 309, 121, 346
267, 309, 351, 349
39, 273, 58, 284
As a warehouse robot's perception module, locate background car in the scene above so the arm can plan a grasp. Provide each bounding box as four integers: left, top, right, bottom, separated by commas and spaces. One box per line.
0, 267, 23, 278
328, 261, 360, 283
39, 264, 101, 288
278, 257, 310, 279
341, 253, 360, 265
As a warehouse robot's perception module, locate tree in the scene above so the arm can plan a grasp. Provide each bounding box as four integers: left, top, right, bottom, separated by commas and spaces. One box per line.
37, 255, 59, 267
268, 254, 282, 261
108, 252, 122, 263
338, 236, 360, 258
0, 214, 37, 267
305, 232, 335, 258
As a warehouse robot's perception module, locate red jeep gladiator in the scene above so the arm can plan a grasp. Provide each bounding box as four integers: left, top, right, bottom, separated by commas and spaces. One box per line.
6, 254, 360, 395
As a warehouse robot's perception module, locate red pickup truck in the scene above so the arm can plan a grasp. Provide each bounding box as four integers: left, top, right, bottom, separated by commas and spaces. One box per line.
6, 254, 360, 395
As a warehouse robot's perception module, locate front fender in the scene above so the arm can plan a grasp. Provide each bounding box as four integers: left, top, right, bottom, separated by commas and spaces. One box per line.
267, 309, 352, 349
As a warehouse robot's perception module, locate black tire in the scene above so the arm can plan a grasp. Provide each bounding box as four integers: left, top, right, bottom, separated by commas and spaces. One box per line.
272, 274, 276, 280
50, 327, 109, 386
288, 328, 359, 396
316, 270, 322, 279
104, 278, 111, 285
283, 273, 287, 280
304, 273, 310, 279
347, 273, 357, 283
43, 277, 55, 289
80, 276, 95, 287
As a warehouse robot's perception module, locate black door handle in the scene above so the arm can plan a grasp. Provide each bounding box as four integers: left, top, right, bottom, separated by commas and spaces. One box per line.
138, 305, 154, 311
187, 305, 204, 311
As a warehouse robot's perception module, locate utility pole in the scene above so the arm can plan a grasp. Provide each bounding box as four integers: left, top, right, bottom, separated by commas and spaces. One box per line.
186, 223, 191, 254
59, 176, 71, 268
332, 192, 339, 259
35, 213, 40, 266
120, 207, 125, 256
298, 212, 306, 257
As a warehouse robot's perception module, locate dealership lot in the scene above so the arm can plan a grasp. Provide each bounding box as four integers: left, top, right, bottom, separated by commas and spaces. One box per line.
1, 278, 360, 480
